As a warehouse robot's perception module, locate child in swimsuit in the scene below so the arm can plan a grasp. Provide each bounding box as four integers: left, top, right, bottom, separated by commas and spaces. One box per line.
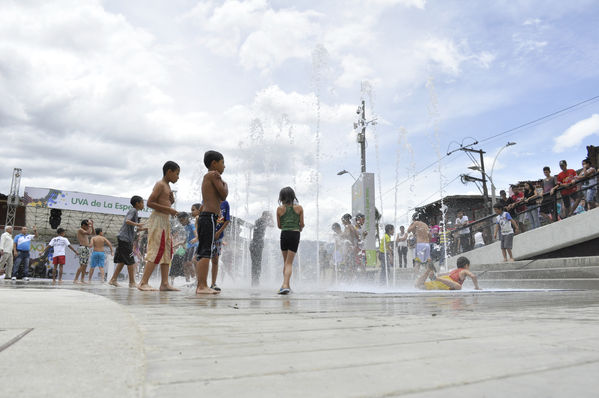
416, 256, 482, 290
276, 187, 304, 295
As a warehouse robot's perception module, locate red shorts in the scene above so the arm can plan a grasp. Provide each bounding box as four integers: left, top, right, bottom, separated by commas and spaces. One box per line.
53, 255, 66, 265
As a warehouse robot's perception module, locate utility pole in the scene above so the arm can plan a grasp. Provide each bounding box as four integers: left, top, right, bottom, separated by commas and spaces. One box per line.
448, 143, 490, 211
5, 168, 22, 228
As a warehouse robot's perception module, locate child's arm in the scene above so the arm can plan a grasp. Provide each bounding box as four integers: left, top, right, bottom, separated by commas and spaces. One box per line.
191, 218, 199, 243
493, 224, 499, 239
147, 182, 177, 215
463, 269, 482, 290
104, 238, 113, 254
69, 245, 78, 255
511, 219, 519, 233
276, 206, 283, 229
209, 172, 229, 200
298, 205, 304, 232
215, 220, 230, 239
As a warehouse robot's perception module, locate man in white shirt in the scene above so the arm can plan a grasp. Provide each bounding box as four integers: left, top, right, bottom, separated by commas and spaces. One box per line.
395, 225, 408, 268
0, 226, 14, 279
455, 210, 471, 253
49, 227, 78, 283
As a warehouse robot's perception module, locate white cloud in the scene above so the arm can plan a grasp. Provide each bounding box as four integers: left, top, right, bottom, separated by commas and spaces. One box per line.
553, 114, 599, 153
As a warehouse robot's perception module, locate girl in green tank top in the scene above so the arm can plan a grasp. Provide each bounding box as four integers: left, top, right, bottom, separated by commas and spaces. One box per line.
276, 187, 304, 295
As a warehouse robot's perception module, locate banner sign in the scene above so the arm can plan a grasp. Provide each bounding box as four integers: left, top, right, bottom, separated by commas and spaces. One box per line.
23, 187, 152, 217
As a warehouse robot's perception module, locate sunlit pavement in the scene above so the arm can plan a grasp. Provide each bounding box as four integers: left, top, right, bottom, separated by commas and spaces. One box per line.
1, 279, 599, 397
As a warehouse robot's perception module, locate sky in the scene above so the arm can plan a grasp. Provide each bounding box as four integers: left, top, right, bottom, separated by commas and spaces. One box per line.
2, 0, 599, 240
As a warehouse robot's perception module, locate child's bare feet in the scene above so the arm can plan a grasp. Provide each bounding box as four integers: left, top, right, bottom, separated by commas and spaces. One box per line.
160, 284, 180, 291
73, 280, 80, 284
129, 283, 137, 288
508, 258, 515, 262
196, 286, 219, 294
58, 280, 63, 284
108, 280, 119, 287
138, 283, 157, 291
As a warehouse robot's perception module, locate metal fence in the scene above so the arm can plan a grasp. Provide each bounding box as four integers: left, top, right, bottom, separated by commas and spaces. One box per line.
447, 171, 598, 258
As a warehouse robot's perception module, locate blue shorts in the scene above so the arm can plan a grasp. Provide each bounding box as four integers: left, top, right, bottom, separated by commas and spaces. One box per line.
90, 251, 106, 268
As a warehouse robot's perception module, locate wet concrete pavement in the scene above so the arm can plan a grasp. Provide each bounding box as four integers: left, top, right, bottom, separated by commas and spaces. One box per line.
1, 280, 599, 397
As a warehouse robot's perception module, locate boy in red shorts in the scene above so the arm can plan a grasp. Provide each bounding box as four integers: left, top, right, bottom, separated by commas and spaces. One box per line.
48, 228, 78, 283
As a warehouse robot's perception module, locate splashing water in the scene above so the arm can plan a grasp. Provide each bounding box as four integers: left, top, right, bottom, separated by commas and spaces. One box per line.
312, 44, 329, 286
426, 76, 448, 269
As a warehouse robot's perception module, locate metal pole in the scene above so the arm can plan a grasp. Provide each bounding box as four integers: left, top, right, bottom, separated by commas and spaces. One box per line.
360, 100, 366, 173
478, 150, 489, 211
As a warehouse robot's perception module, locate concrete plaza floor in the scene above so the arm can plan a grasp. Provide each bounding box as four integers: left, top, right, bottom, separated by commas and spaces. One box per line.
1, 280, 599, 397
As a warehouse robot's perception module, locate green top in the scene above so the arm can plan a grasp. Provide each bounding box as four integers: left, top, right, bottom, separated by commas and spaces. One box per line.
280, 205, 301, 231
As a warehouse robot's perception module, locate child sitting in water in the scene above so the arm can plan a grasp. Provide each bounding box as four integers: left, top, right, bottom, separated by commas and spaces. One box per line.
415, 256, 482, 290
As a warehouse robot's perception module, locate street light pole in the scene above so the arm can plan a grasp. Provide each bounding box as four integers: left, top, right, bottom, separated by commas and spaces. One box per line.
337, 169, 357, 181
490, 142, 517, 206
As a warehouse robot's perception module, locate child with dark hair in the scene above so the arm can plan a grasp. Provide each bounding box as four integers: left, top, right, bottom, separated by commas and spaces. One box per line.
541, 166, 557, 222
416, 256, 481, 290
48, 228, 77, 283
493, 203, 519, 262
109, 196, 146, 287
276, 187, 304, 294
74, 219, 94, 284
210, 199, 230, 291
138, 161, 180, 291
379, 224, 394, 283
89, 228, 113, 283
196, 151, 228, 294
577, 158, 597, 210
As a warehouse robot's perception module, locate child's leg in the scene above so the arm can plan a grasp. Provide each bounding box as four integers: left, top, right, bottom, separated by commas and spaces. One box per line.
53, 265, 57, 282
159, 263, 179, 291
109, 263, 125, 286
58, 264, 63, 281
415, 270, 431, 289
88, 267, 95, 282
126, 264, 136, 286
195, 258, 217, 294
507, 249, 514, 261
501, 248, 508, 261
138, 261, 158, 290
282, 250, 295, 289
100, 267, 105, 282
211, 255, 219, 286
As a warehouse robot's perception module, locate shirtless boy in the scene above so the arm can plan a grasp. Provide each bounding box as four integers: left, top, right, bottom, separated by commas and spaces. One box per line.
88, 228, 113, 283
407, 216, 433, 274
74, 219, 94, 283
416, 256, 481, 290
138, 161, 180, 291
196, 151, 228, 295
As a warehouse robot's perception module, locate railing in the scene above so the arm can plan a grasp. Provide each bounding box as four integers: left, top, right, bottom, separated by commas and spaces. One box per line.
443, 171, 599, 258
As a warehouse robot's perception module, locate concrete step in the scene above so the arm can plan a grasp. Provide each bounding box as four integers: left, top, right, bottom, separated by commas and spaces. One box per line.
470, 256, 599, 272
478, 266, 599, 280
476, 278, 599, 290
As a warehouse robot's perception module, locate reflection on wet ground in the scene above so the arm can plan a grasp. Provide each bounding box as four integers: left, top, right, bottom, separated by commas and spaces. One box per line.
4, 279, 598, 316
2, 279, 599, 397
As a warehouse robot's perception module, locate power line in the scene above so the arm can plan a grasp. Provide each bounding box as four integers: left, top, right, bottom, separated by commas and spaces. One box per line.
478, 94, 599, 145
382, 94, 599, 197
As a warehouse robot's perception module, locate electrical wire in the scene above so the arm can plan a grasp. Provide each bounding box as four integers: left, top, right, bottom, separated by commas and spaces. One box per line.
381, 94, 599, 197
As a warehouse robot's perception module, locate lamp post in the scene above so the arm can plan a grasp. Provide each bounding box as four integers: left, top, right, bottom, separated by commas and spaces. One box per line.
337, 169, 357, 181
489, 142, 516, 206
